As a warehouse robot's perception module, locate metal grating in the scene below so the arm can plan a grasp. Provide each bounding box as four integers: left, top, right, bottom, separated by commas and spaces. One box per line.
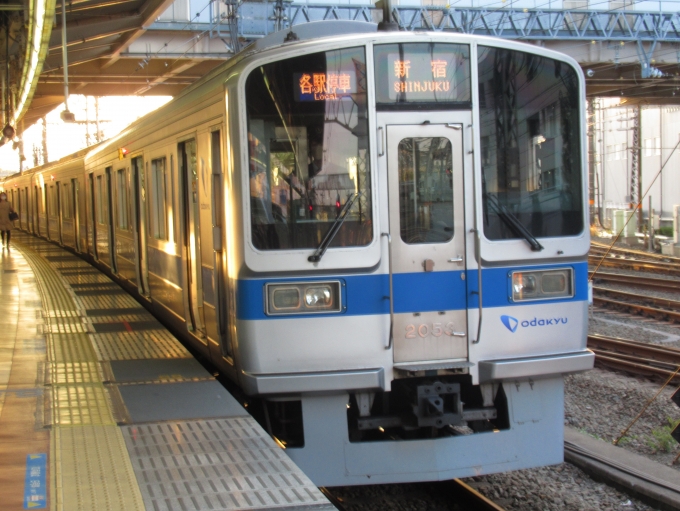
78, 294, 141, 310
92, 320, 163, 333
75, 288, 127, 296
91, 331, 190, 361
48, 383, 116, 426
86, 307, 147, 317
64, 275, 114, 284
53, 425, 145, 511
122, 419, 335, 511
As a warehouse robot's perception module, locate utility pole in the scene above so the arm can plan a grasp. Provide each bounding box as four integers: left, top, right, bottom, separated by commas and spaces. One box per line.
630, 105, 642, 228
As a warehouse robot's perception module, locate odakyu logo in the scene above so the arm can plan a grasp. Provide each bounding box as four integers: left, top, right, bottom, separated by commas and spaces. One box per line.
500, 314, 568, 333
500, 315, 518, 333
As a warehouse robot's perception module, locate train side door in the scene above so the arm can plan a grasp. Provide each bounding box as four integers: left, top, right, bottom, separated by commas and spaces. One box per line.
17, 189, 22, 230
33, 186, 39, 236
385, 122, 468, 369
131, 156, 149, 296
56, 181, 63, 244
105, 167, 117, 273
178, 139, 206, 338
88, 173, 98, 258
72, 178, 81, 252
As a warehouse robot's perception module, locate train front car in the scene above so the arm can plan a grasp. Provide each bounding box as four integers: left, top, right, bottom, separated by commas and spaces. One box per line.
228, 26, 593, 486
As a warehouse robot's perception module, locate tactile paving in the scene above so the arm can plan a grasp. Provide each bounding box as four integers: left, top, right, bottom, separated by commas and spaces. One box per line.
46, 361, 103, 385
48, 333, 98, 364
122, 419, 335, 511
91, 330, 190, 360
53, 425, 145, 511
48, 383, 116, 426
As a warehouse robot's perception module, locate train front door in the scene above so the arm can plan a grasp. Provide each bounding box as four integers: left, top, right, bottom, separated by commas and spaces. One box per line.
385, 121, 468, 368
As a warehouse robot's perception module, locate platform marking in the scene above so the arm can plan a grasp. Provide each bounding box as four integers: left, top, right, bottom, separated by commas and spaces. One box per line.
24, 453, 47, 509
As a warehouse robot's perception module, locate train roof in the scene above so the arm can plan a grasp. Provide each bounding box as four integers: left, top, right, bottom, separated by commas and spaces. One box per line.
49, 21, 584, 167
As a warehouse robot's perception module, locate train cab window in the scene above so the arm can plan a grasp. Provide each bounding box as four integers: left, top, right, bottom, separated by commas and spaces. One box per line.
151, 158, 168, 239
245, 47, 372, 250
116, 169, 129, 230
477, 47, 583, 240
398, 137, 453, 244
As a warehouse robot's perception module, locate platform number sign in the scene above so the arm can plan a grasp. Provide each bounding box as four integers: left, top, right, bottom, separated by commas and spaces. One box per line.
24, 453, 47, 509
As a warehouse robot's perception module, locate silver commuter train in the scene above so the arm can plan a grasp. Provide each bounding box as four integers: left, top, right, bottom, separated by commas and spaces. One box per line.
3, 21, 594, 486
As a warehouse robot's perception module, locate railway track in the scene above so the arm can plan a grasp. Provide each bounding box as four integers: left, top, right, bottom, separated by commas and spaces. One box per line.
589, 272, 680, 293
587, 334, 680, 383
321, 478, 507, 510
591, 241, 680, 264
592, 286, 680, 324
590, 241, 680, 277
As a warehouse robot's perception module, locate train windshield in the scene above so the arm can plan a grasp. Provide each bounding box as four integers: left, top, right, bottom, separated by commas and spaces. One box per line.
245, 47, 372, 251
478, 47, 583, 241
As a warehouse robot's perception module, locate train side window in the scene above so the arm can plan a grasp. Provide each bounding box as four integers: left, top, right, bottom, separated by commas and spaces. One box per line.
62, 183, 72, 220
96, 175, 107, 224
116, 168, 129, 230
49, 185, 57, 217
151, 157, 168, 240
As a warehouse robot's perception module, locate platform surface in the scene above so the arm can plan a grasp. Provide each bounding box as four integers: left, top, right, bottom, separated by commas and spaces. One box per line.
0, 232, 334, 511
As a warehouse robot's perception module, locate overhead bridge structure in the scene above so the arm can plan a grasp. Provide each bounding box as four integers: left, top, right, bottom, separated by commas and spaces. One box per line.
7, 0, 680, 131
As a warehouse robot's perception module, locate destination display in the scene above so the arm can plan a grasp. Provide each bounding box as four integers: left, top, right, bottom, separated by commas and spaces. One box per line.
295, 71, 357, 101
374, 43, 471, 105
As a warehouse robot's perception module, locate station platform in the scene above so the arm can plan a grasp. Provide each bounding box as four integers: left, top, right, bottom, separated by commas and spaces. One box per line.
0, 231, 335, 511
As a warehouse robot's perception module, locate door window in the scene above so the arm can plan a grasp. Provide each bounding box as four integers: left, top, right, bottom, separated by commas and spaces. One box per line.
398, 137, 453, 244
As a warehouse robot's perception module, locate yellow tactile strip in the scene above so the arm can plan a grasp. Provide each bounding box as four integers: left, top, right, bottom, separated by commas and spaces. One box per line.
14, 238, 145, 511
46, 362, 102, 385
53, 425, 145, 510
48, 384, 116, 426
48, 333, 97, 364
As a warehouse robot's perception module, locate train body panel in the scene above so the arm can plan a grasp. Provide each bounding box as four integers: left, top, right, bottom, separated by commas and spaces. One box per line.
286, 376, 565, 486
2, 22, 594, 486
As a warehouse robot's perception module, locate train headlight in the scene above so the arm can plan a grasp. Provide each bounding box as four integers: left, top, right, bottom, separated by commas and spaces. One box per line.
266, 281, 341, 315
511, 268, 573, 302
305, 286, 332, 307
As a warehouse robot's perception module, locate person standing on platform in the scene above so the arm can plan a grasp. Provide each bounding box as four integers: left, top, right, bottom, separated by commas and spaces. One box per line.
0, 192, 16, 248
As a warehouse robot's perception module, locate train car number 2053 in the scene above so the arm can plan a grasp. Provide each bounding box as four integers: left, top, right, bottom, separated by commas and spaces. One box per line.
404, 322, 466, 339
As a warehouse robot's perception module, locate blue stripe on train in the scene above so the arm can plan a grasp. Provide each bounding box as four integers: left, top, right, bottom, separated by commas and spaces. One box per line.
236, 262, 588, 320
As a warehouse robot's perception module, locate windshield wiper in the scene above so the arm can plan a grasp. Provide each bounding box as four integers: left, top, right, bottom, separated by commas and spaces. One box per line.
308, 192, 361, 263
485, 193, 544, 251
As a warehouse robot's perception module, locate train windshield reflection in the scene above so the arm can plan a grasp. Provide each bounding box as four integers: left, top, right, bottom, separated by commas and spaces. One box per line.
245, 47, 373, 251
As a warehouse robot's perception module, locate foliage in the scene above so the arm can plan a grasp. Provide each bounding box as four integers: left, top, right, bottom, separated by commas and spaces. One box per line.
645, 418, 680, 453
656, 226, 674, 237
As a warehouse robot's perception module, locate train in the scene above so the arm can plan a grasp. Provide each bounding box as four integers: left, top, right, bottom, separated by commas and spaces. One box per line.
2, 21, 594, 486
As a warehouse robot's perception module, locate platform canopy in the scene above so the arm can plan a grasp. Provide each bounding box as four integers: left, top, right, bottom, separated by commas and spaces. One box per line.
6, 0, 680, 134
